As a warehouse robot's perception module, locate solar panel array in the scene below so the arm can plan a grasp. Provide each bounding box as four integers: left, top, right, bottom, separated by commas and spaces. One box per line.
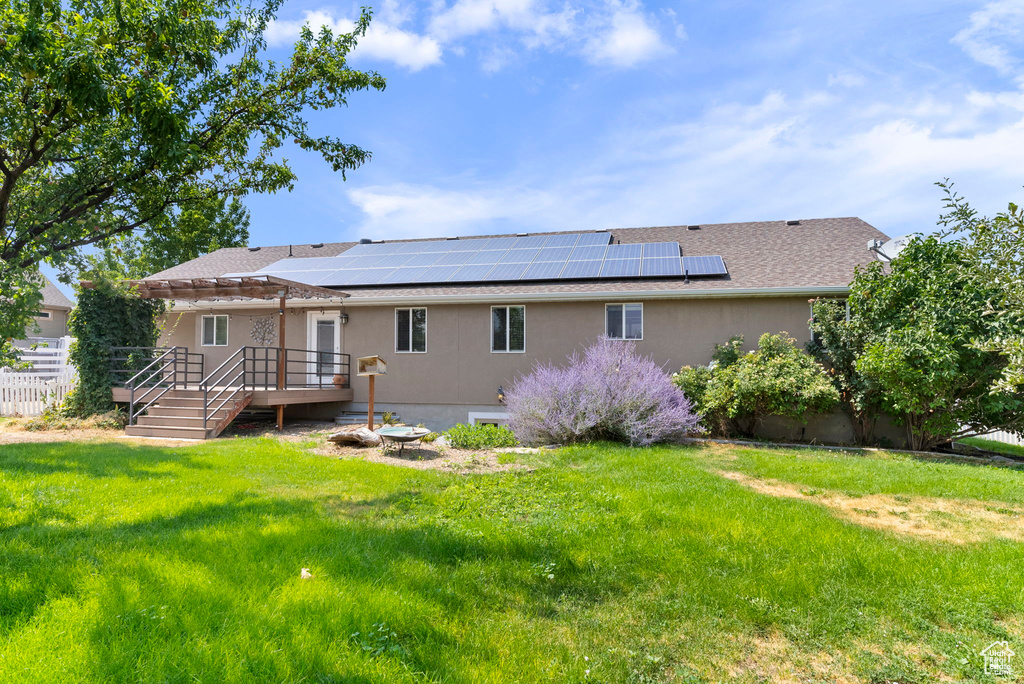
227, 233, 728, 287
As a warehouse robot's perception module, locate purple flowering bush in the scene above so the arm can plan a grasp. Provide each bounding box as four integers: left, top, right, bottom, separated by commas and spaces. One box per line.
505, 337, 701, 446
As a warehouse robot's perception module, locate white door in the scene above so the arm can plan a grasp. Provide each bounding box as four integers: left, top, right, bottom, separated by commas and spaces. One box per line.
306, 312, 342, 387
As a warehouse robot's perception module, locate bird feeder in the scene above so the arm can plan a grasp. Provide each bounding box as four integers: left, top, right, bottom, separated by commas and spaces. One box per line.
356, 355, 387, 429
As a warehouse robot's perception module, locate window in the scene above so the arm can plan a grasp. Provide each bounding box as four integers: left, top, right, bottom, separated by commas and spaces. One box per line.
491, 306, 525, 352
606, 303, 643, 340
395, 308, 427, 353
33, 311, 51, 319
201, 315, 228, 346
809, 299, 849, 346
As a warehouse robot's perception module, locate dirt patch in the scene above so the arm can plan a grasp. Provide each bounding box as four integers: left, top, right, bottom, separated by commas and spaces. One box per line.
311, 441, 530, 474
719, 471, 1024, 544
0, 425, 197, 447
718, 631, 861, 684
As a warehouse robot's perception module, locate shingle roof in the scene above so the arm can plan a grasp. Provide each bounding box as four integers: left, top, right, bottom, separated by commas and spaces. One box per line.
147, 217, 888, 299
40, 275, 74, 309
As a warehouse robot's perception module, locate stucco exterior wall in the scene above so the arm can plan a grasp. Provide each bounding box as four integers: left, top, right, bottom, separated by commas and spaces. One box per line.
158, 295, 814, 425
24, 307, 69, 339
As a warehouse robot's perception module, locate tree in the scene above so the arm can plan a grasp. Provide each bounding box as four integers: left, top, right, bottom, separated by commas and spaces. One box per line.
850, 236, 1024, 450
936, 180, 1024, 391
808, 299, 883, 444
0, 0, 386, 359
674, 333, 839, 438
85, 196, 250, 279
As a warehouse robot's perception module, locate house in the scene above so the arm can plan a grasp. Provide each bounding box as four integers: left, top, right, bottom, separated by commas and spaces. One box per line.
102, 217, 887, 439
19, 275, 73, 344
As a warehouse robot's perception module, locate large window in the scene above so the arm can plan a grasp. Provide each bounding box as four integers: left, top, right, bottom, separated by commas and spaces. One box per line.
491, 306, 525, 353
395, 308, 427, 353
201, 315, 228, 346
606, 303, 643, 340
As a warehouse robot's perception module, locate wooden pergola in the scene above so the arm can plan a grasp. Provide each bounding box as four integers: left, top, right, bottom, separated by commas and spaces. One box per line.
81, 275, 350, 430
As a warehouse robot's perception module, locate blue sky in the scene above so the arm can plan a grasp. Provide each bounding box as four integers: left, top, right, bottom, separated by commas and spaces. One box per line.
44, 0, 1024, 295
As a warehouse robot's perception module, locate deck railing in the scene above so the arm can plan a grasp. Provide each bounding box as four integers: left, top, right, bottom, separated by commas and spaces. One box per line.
114, 345, 351, 427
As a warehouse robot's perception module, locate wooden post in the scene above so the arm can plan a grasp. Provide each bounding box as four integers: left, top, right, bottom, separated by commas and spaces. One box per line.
276, 286, 287, 431
368, 370, 376, 430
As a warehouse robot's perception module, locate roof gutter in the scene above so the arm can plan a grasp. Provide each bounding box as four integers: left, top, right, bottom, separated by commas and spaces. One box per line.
167, 285, 849, 310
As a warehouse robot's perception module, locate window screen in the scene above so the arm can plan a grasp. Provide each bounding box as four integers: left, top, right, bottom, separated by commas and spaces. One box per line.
395, 308, 426, 352
491, 306, 525, 352
202, 315, 228, 346
606, 304, 642, 340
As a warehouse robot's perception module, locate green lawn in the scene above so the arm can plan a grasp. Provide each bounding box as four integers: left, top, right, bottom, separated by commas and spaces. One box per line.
1, 438, 1023, 683
961, 436, 1024, 459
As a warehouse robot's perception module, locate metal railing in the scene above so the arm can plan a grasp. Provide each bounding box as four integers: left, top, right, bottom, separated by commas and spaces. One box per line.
199, 347, 352, 430
111, 346, 204, 389
124, 348, 188, 425
113, 345, 351, 430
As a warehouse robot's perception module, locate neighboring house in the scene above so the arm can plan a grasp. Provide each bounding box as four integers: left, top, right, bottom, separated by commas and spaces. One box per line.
106, 217, 887, 437
20, 275, 73, 343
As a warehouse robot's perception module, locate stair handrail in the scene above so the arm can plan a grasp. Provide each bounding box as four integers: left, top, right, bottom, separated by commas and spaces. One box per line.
125, 347, 187, 425
200, 347, 259, 431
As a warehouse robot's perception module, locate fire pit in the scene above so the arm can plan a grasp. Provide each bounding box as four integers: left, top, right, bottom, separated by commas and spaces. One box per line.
376, 426, 431, 455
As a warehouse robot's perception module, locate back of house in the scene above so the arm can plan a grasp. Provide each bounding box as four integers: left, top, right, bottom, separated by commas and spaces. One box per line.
135, 217, 886, 431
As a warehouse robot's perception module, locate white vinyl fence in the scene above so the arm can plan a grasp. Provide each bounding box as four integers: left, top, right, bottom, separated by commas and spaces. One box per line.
13, 336, 74, 378
975, 430, 1024, 448
0, 371, 77, 416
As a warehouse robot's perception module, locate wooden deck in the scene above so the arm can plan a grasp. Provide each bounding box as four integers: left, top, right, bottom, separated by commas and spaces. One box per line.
113, 386, 353, 405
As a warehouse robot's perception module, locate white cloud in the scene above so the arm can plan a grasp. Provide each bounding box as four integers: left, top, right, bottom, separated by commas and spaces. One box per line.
827, 71, 866, 88
428, 0, 575, 46
345, 82, 1024, 240
582, 6, 672, 67
266, 9, 442, 71
952, 0, 1024, 78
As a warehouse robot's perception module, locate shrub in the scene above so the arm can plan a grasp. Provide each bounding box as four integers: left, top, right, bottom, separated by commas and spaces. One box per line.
676, 332, 839, 437
444, 423, 518, 450
506, 336, 700, 446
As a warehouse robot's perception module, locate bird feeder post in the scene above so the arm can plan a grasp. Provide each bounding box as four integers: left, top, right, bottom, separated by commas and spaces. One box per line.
356, 355, 387, 433
368, 374, 375, 430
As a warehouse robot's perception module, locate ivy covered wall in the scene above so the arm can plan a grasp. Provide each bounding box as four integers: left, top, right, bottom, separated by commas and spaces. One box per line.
66, 285, 164, 417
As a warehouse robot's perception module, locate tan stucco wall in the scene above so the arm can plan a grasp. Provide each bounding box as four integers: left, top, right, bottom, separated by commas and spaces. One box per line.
159, 296, 814, 409
24, 307, 69, 339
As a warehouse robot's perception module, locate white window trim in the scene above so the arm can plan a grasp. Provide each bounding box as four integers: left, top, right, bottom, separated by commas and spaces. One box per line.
468, 412, 510, 426
490, 305, 526, 354
34, 310, 51, 319
394, 307, 427, 353
605, 302, 644, 340
201, 314, 229, 347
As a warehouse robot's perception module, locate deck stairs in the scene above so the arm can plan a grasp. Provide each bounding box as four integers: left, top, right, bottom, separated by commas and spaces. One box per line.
124, 389, 253, 440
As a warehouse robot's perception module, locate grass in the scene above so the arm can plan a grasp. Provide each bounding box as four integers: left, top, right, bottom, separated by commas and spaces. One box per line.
961, 436, 1024, 459
0, 439, 1022, 683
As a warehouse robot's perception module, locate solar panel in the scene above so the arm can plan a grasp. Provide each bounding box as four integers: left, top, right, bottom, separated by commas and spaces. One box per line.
522, 261, 567, 280
409, 266, 459, 283
433, 250, 476, 266
576, 232, 613, 246
511, 235, 548, 249
600, 259, 641, 277
379, 267, 432, 284
499, 248, 541, 264
535, 247, 574, 262
569, 245, 609, 260
642, 242, 681, 258
640, 257, 683, 277
542, 234, 581, 248
400, 252, 445, 267
466, 249, 510, 265
451, 264, 496, 281
682, 255, 728, 276
235, 233, 725, 288
605, 243, 642, 259
482, 262, 530, 280
561, 260, 604, 278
